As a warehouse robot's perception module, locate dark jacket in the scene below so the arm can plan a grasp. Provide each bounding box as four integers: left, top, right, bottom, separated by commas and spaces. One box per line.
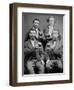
24, 39, 36, 61
24, 39, 45, 62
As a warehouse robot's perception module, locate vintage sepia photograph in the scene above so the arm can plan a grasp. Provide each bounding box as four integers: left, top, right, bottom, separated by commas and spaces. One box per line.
22, 13, 63, 75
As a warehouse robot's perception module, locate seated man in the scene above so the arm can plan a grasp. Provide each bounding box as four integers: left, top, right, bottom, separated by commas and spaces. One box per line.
24, 28, 44, 74
45, 40, 56, 73
45, 30, 63, 73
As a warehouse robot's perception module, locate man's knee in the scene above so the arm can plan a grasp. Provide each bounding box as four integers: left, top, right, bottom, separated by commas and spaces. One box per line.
57, 60, 63, 69
46, 61, 53, 69
27, 61, 35, 74
36, 61, 44, 73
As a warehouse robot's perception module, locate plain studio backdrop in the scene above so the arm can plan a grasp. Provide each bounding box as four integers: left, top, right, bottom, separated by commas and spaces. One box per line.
0, 0, 74, 90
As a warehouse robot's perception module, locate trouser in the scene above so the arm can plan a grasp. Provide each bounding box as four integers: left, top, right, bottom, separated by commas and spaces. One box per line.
27, 60, 44, 74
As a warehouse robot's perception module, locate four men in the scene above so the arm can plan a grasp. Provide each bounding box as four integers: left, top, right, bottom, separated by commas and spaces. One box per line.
24, 16, 63, 74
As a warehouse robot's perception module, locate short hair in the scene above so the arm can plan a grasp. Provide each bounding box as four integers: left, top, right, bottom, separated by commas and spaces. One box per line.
47, 16, 55, 23
29, 28, 36, 33
33, 18, 40, 23
25, 28, 36, 41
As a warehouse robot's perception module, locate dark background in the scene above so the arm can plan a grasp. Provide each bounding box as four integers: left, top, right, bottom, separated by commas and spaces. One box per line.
22, 13, 63, 75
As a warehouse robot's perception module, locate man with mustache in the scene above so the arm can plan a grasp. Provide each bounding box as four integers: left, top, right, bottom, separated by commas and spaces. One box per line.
24, 28, 44, 74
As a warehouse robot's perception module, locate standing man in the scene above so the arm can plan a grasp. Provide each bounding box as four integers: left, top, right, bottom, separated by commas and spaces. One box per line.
32, 18, 44, 42
43, 16, 55, 49
24, 18, 44, 43
44, 16, 55, 40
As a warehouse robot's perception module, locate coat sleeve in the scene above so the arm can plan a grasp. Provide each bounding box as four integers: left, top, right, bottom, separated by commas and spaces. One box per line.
24, 42, 35, 54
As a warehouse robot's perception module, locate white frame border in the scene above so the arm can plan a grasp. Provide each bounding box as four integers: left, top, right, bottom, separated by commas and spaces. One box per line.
17, 7, 70, 83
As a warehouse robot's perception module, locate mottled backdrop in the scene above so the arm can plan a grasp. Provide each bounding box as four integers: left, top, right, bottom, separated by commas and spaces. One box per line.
22, 13, 63, 75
